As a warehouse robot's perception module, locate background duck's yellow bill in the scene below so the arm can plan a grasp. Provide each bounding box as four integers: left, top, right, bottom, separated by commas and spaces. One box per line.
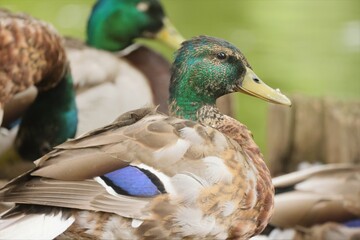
155, 18, 185, 50
239, 67, 292, 106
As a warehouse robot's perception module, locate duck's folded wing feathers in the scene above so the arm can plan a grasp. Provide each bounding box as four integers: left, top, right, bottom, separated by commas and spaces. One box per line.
1, 107, 241, 221
1, 178, 152, 219
30, 107, 232, 181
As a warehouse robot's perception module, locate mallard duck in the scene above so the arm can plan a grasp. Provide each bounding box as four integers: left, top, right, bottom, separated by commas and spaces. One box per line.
0, 9, 78, 175
253, 164, 360, 240
0, 36, 291, 239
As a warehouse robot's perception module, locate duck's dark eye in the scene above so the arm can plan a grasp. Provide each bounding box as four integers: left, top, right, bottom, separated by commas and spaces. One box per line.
216, 52, 227, 60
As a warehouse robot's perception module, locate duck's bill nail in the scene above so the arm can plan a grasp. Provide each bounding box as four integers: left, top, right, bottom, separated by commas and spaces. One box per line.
155, 18, 185, 50
238, 67, 292, 106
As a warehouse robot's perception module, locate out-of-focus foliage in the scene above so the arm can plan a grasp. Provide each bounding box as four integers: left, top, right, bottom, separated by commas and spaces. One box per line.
2, 0, 359, 156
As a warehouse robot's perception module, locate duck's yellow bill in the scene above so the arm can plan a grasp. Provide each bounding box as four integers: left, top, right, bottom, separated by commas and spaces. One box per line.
238, 67, 292, 106
155, 17, 185, 50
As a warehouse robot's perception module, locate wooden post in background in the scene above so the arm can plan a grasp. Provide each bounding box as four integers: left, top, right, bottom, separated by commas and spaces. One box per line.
267, 95, 360, 176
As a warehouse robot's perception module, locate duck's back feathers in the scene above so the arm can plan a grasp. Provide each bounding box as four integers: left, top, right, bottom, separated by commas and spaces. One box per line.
272, 163, 357, 189
0, 8, 67, 105
271, 164, 360, 228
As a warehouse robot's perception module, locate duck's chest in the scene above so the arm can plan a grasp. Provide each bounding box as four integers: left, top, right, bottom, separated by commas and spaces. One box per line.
195, 151, 273, 239
57, 210, 138, 240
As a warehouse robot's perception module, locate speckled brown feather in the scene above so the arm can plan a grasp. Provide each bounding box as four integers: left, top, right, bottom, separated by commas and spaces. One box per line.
197, 105, 274, 237
0, 8, 67, 109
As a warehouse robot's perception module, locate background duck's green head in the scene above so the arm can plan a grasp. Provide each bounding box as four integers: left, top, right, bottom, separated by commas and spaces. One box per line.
169, 36, 291, 119
14, 69, 78, 161
87, 0, 184, 51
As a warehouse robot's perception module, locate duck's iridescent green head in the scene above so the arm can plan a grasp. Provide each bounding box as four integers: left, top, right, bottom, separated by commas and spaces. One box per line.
87, 0, 184, 51
169, 36, 291, 120
15, 69, 78, 161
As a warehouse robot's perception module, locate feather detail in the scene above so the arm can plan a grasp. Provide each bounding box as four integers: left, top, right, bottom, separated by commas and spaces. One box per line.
173, 206, 227, 238
0, 8, 67, 107
99, 166, 165, 197
271, 164, 360, 228
0, 210, 74, 239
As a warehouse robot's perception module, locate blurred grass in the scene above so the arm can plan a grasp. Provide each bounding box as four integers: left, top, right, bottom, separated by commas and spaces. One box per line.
2, 0, 359, 157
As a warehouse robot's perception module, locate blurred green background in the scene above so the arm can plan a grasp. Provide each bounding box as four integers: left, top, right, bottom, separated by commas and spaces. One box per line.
3, 0, 359, 156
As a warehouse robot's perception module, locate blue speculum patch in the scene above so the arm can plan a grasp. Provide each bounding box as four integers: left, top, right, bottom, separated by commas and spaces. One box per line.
101, 165, 166, 197
344, 219, 360, 228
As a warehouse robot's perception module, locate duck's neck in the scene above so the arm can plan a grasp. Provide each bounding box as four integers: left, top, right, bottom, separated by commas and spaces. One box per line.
168, 97, 216, 121
86, 1, 134, 51
169, 74, 217, 121
15, 70, 78, 160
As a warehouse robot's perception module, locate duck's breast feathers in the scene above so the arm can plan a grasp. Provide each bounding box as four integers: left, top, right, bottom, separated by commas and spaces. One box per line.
0, 8, 67, 104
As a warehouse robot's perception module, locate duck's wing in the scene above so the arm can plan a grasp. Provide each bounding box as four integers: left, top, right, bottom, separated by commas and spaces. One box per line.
0, 108, 158, 219
271, 164, 360, 228
0, 107, 238, 220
